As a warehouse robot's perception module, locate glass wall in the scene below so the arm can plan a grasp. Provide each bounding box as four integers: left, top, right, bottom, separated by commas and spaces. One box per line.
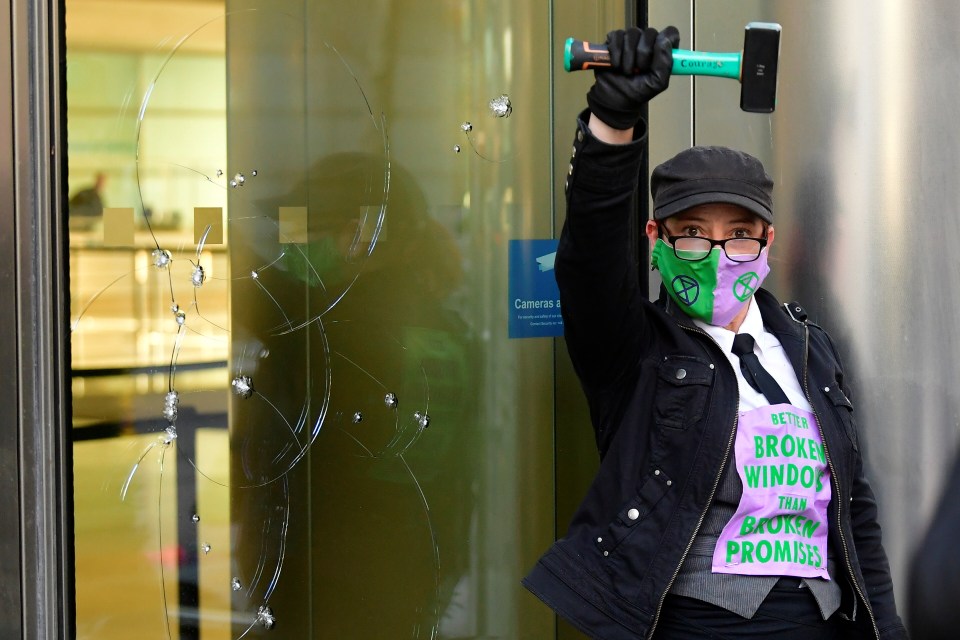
66, 0, 617, 637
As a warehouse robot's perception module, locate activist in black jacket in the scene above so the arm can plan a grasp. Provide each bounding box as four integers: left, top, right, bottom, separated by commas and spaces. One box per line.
521, 109, 908, 639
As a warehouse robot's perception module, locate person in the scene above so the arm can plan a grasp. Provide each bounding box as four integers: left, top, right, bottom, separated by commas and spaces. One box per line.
907, 443, 960, 639
69, 172, 106, 217
68, 172, 106, 231
522, 26, 908, 640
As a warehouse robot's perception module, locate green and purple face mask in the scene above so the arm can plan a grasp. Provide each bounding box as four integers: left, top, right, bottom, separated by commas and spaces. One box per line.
651, 239, 770, 326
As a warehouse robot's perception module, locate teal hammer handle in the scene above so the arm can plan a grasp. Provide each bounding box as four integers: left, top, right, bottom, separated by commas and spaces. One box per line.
564, 37, 742, 81
671, 49, 741, 80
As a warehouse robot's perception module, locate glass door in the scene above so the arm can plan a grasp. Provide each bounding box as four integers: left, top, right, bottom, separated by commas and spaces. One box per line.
65, 0, 599, 636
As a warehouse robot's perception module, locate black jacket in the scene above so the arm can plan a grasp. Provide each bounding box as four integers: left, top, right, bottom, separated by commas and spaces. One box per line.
522, 114, 908, 640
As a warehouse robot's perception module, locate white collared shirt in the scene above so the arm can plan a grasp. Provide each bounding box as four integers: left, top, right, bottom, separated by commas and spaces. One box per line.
694, 298, 812, 413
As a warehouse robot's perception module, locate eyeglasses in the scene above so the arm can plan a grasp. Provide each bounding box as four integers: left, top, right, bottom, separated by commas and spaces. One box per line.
664, 235, 767, 263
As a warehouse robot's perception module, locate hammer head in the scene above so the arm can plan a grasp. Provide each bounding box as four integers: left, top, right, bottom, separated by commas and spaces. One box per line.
740, 22, 781, 113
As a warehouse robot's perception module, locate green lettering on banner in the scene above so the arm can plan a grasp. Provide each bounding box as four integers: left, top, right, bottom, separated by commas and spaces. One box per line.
787, 464, 799, 486
774, 540, 791, 562
782, 434, 796, 456
755, 517, 769, 534
725, 407, 828, 575
745, 465, 762, 489
766, 434, 779, 457
770, 464, 784, 486
784, 515, 798, 535
756, 540, 772, 563
801, 465, 815, 488
777, 495, 808, 511
726, 541, 740, 563
743, 463, 826, 491
753, 433, 828, 463
767, 515, 783, 534
813, 441, 825, 464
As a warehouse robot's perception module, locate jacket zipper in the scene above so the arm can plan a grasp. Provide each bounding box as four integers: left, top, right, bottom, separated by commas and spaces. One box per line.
647, 324, 739, 639
798, 322, 880, 640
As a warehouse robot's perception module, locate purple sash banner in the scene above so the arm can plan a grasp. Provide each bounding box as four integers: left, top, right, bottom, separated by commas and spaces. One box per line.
712, 403, 831, 580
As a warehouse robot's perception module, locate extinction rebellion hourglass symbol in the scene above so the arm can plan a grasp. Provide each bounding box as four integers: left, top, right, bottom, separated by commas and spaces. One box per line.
672, 275, 700, 306
734, 272, 761, 302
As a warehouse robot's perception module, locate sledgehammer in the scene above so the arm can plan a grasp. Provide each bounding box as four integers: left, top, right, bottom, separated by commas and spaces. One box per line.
564, 22, 781, 113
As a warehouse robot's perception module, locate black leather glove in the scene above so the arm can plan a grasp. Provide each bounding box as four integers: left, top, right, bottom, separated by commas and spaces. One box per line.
586, 26, 680, 130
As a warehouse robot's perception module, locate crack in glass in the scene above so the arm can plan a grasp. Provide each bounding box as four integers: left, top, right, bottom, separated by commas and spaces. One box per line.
456, 94, 514, 162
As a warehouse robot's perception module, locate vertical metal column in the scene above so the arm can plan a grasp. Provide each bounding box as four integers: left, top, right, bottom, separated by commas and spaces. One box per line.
6, 0, 73, 638
0, 0, 24, 633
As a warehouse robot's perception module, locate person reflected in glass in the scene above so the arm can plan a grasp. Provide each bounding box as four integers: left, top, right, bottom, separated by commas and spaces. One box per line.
68, 171, 106, 231
523, 26, 908, 640
250, 152, 477, 637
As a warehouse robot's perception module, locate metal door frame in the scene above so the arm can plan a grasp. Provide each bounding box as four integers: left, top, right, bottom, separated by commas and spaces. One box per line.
2, 0, 73, 638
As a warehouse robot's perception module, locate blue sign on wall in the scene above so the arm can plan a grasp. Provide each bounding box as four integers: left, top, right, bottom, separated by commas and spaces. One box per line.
508, 238, 563, 339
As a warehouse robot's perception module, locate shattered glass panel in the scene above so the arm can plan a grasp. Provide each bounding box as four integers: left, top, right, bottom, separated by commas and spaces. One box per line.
68, 1, 558, 638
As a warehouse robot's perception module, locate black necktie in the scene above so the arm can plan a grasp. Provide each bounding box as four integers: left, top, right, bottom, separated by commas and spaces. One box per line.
731, 333, 790, 405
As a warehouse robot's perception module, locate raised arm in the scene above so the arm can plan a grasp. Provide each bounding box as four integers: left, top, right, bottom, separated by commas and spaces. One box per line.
556, 26, 678, 396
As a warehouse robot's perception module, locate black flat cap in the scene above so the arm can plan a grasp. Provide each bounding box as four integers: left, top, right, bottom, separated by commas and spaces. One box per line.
651, 146, 774, 223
